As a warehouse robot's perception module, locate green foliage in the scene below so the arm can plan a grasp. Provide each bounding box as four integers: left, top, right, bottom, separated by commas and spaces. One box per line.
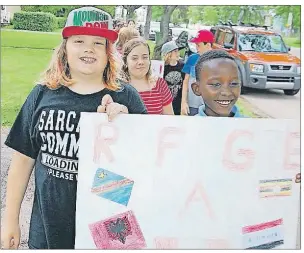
283, 37, 301, 48
21, 6, 77, 17
13, 12, 57, 32
275, 5, 300, 28
56, 17, 67, 29
216, 6, 241, 23
94, 6, 116, 17
122, 5, 142, 19
187, 6, 204, 24
171, 7, 190, 25
21, 5, 116, 18
202, 6, 219, 25
187, 6, 268, 26
151, 6, 164, 21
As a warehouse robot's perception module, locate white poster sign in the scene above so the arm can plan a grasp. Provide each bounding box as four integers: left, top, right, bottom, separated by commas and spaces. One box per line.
151, 60, 165, 78
75, 113, 300, 249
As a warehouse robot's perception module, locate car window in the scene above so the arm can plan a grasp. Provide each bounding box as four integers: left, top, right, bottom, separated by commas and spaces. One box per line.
210, 28, 216, 36
238, 34, 288, 53
224, 31, 235, 45
215, 29, 225, 45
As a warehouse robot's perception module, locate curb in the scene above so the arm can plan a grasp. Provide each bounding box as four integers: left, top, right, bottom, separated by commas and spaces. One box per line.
239, 96, 273, 119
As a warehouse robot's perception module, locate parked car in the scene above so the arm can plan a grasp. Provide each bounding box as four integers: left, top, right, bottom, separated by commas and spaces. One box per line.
210, 24, 301, 95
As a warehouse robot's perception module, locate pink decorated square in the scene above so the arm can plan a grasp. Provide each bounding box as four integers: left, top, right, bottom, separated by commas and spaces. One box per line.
89, 210, 146, 249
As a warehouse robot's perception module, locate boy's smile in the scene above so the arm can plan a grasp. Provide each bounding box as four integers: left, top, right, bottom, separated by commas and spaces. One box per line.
79, 56, 97, 64
192, 58, 241, 117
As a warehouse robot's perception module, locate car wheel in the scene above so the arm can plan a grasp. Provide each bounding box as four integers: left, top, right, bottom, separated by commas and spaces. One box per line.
240, 84, 248, 94
240, 77, 249, 94
284, 89, 300, 96
237, 63, 248, 95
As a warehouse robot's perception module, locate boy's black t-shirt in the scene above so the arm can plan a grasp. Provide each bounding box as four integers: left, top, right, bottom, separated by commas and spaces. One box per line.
5, 83, 147, 249
163, 60, 185, 115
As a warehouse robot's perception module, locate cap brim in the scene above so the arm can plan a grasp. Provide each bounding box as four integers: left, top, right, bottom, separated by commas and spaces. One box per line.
162, 46, 179, 55
189, 37, 213, 44
62, 26, 118, 42
189, 37, 200, 43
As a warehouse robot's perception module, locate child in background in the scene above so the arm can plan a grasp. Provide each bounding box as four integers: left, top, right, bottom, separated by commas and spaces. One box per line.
181, 30, 214, 116
116, 27, 140, 56
120, 37, 174, 115
191, 50, 243, 117
127, 19, 136, 28
161, 41, 185, 115
2, 6, 147, 250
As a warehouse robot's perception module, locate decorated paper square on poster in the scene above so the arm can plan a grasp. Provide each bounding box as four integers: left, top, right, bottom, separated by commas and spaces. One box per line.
91, 168, 134, 206
89, 210, 146, 249
242, 219, 284, 249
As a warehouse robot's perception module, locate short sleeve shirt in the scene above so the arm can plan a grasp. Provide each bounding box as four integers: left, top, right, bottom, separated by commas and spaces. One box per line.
181, 53, 204, 108
138, 78, 173, 114
5, 83, 147, 249
181, 53, 200, 75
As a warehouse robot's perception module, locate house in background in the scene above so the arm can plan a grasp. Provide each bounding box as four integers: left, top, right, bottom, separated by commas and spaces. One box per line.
1, 5, 21, 24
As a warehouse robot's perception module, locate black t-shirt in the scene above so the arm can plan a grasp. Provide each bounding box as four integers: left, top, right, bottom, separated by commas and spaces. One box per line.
5, 83, 147, 249
163, 60, 185, 115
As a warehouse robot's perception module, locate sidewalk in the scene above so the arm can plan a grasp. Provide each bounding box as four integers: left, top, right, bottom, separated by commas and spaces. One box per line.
1, 127, 34, 249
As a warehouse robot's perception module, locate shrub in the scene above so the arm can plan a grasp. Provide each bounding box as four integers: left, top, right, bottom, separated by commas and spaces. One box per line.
56, 17, 67, 29
13, 12, 57, 32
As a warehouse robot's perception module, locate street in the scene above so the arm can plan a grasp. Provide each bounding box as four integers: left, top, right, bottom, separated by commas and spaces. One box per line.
242, 47, 300, 121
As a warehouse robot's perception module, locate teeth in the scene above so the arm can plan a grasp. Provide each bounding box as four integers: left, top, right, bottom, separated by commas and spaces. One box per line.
216, 100, 232, 105
80, 57, 96, 63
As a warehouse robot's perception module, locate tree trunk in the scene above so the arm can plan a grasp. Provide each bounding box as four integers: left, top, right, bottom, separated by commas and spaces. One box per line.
122, 5, 142, 21
144, 6, 152, 40
153, 5, 177, 60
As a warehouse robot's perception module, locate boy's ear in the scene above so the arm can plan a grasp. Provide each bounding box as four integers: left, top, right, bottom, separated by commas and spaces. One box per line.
191, 82, 201, 96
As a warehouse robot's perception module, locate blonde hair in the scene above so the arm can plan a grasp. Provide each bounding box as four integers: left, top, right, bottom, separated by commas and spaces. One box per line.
163, 51, 173, 65
116, 27, 140, 50
120, 37, 157, 84
40, 38, 120, 91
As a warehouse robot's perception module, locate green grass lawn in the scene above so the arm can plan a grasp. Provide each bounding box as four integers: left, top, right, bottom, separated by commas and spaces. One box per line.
1, 30, 61, 49
283, 37, 301, 48
1, 47, 53, 125
1, 30, 59, 126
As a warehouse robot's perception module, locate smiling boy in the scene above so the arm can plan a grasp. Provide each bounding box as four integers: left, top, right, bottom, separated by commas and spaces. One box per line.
191, 50, 243, 117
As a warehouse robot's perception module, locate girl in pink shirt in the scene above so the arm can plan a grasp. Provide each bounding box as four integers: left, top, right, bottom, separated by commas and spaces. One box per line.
120, 37, 174, 115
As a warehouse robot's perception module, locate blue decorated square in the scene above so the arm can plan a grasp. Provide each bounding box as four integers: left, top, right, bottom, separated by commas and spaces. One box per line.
91, 168, 134, 206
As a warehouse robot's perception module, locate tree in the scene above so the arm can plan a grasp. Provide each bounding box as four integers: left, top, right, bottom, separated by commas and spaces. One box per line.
187, 6, 204, 24
178, 6, 190, 26
95, 6, 116, 17
21, 5, 116, 17
171, 6, 190, 26
21, 5, 77, 17
213, 6, 266, 25
153, 5, 177, 60
144, 6, 152, 40
274, 5, 300, 29
151, 6, 164, 21
202, 6, 219, 25
122, 5, 142, 20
